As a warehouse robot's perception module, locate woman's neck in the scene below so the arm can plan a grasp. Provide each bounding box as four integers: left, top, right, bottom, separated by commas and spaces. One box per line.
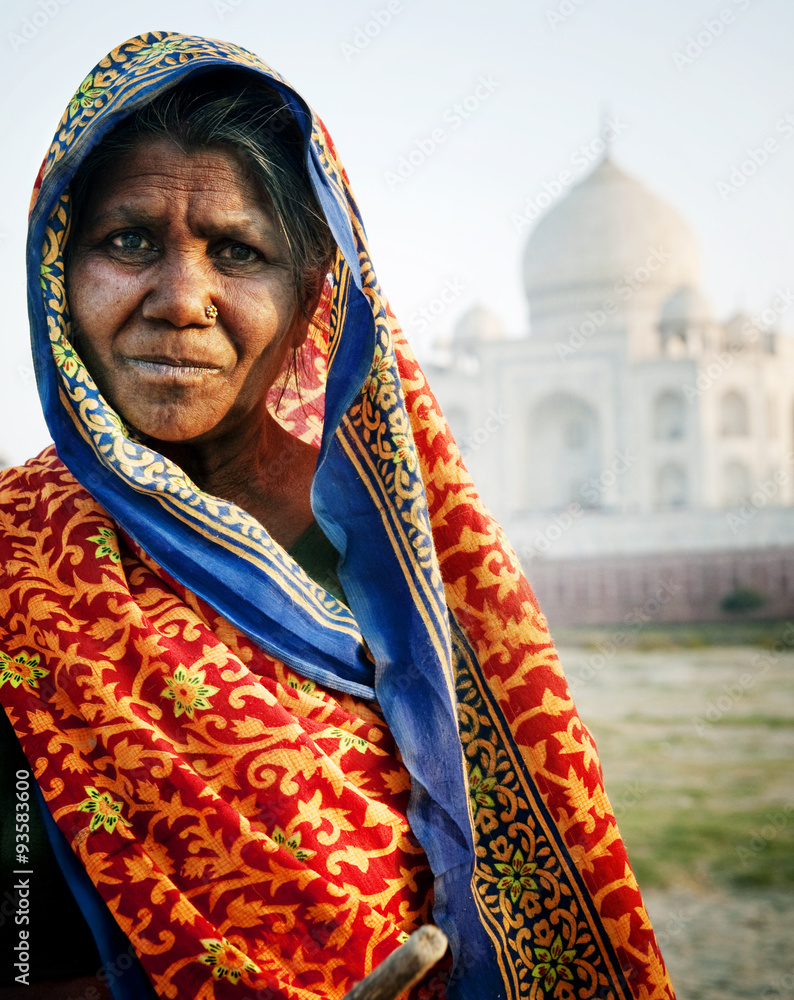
151, 412, 318, 550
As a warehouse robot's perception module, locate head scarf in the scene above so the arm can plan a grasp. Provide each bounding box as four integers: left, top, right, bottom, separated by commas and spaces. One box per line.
7, 31, 674, 1000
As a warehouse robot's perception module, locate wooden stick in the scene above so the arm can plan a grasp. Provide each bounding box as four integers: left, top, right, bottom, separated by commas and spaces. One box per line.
342, 926, 449, 1000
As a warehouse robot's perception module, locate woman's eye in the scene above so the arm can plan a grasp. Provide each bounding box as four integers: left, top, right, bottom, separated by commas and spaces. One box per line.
111, 231, 152, 251
220, 243, 260, 262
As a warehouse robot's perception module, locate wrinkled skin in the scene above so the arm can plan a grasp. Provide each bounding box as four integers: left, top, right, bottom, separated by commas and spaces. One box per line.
68, 139, 320, 546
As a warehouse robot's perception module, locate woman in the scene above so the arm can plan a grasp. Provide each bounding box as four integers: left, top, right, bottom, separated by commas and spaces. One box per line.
0, 31, 675, 1000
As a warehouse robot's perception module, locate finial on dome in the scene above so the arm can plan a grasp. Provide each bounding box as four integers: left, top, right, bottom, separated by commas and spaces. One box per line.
599, 101, 614, 162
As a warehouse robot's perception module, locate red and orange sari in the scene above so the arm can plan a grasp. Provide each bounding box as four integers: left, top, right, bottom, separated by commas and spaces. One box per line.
0, 32, 675, 1000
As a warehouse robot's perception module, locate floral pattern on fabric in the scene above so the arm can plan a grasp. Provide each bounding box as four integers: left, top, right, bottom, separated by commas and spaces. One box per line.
161, 665, 220, 719
271, 828, 316, 863
87, 526, 122, 563
77, 787, 133, 834
0, 652, 49, 691
67, 73, 107, 119
0, 451, 438, 1000
198, 938, 261, 983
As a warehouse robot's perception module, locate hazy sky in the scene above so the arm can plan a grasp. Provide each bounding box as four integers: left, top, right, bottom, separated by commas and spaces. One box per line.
1, 0, 792, 463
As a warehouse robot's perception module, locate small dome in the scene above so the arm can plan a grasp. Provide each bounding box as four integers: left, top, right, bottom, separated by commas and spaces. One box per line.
524, 158, 701, 329
723, 311, 768, 352
660, 286, 713, 327
724, 311, 759, 338
453, 305, 505, 350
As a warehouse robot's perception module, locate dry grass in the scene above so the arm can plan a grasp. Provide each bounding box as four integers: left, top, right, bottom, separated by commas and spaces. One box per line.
554, 633, 794, 999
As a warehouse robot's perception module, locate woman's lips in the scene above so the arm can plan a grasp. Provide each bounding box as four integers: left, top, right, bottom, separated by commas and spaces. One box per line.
125, 356, 223, 381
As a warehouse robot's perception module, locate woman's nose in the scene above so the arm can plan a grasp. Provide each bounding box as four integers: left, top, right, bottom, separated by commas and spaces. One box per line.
141, 253, 216, 328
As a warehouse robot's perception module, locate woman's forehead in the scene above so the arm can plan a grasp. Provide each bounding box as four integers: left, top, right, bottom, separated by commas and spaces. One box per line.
78, 138, 279, 229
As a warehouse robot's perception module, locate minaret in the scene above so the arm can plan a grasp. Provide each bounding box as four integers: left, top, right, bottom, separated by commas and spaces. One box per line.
599, 102, 614, 160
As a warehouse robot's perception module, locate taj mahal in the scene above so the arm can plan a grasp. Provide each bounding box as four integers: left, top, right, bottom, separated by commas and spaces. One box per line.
425, 156, 794, 623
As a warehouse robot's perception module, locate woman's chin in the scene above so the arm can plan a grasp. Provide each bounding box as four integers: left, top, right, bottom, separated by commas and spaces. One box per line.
120, 409, 225, 447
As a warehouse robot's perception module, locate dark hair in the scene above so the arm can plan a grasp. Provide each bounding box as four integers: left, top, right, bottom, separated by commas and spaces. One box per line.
67, 70, 336, 314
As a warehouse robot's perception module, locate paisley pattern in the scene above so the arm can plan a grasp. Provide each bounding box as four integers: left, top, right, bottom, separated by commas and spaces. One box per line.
2, 30, 676, 1000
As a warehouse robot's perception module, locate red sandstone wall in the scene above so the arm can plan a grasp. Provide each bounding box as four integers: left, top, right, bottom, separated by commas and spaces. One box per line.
525, 547, 794, 626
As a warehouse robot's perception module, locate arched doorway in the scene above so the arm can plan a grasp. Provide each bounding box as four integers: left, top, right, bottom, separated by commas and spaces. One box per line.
528, 393, 602, 510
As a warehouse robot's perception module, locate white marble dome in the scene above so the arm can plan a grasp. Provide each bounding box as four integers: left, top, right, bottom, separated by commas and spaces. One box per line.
524, 157, 702, 332
660, 286, 713, 327
452, 305, 505, 350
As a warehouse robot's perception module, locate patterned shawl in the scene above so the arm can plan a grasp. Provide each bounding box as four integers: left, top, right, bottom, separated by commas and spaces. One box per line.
0, 31, 675, 1000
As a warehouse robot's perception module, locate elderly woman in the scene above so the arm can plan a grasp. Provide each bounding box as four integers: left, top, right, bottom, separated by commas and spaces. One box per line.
0, 32, 675, 1000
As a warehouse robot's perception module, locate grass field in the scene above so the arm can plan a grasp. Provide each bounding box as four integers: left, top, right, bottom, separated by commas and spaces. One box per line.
553, 624, 794, 999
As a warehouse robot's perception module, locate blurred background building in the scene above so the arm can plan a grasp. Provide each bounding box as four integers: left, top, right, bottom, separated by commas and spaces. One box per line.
427, 155, 794, 624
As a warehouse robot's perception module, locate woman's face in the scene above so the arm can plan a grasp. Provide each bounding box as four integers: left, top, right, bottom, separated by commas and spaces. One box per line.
67, 138, 305, 444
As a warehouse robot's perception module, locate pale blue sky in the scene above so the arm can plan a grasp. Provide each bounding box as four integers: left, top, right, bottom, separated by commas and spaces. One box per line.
1, 0, 791, 462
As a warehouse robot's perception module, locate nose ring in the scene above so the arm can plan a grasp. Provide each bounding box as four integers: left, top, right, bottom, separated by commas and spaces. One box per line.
205, 304, 218, 322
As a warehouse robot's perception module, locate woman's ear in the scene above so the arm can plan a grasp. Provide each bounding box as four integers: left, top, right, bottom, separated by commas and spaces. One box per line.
289, 268, 327, 349
303, 268, 327, 316
288, 306, 315, 351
